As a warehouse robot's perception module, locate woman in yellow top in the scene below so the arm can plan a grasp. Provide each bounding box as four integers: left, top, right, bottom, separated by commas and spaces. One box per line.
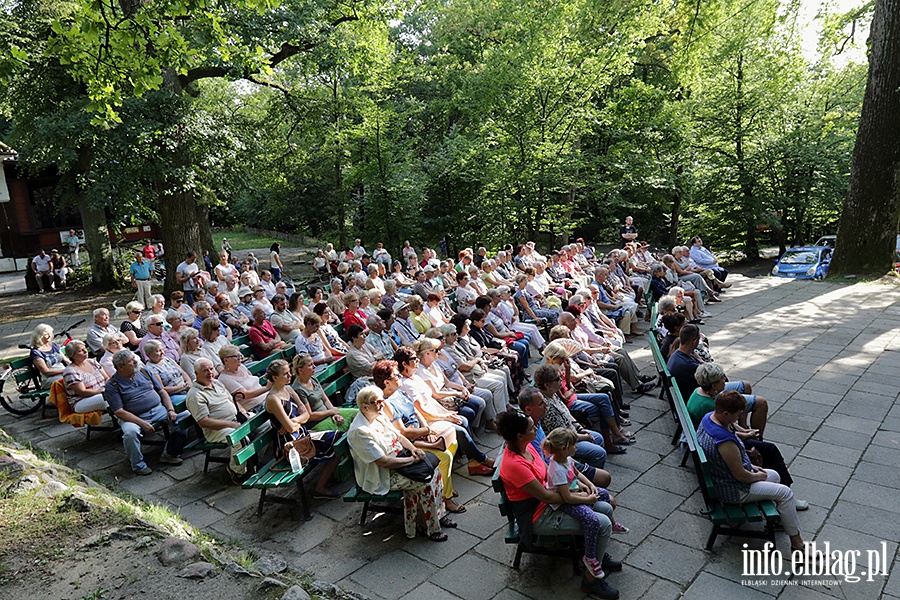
407, 295, 432, 334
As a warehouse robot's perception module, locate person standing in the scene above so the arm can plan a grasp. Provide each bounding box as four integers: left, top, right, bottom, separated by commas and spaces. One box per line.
141, 240, 156, 273
269, 242, 284, 283
67, 230, 82, 266
130, 251, 153, 309
176, 251, 200, 306
619, 216, 637, 247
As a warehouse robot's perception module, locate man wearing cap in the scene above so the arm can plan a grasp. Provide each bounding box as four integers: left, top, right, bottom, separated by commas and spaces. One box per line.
235, 286, 256, 320
31, 248, 53, 293
391, 300, 421, 347
130, 250, 153, 309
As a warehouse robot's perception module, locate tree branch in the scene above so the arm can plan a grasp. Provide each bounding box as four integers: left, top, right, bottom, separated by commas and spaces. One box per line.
179, 13, 359, 87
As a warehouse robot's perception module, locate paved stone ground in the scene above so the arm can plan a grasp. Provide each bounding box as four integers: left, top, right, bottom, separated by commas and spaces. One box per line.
2, 275, 900, 600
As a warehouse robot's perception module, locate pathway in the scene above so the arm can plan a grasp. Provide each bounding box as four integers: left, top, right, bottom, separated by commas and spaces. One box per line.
2, 275, 899, 600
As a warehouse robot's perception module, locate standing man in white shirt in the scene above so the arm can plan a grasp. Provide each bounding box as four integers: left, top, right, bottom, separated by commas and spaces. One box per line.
176, 251, 200, 306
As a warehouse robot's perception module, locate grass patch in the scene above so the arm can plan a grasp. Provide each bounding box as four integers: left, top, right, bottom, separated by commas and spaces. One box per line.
213, 230, 283, 251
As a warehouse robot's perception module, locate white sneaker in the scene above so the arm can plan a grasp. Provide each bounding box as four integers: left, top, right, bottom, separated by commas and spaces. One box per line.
795, 499, 809, 511
700, 312, 712, 318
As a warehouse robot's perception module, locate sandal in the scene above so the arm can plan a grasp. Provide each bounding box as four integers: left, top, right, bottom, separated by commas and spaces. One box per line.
429, 531, 449, 542
606, 446, 627, 455
439, 516, 458, 528
612, 437, 636, 446
445, 500, 467, 513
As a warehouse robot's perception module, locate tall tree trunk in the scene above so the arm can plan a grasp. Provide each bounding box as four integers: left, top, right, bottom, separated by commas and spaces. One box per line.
734, 53, 759, 258
669, 165, 684, 248
195, 200, 215, 258
75, 147, 116, 287
830, 0, 900, 277
159, 189, 202, 294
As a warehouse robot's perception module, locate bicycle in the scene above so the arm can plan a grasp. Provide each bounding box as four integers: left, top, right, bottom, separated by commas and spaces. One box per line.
0, 318, 85, 416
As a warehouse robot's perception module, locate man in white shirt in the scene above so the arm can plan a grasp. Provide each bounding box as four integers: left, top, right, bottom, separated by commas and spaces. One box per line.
352, 239, 367, 258
32, 249, 53, 292
259, 270, 277, 299
176, 252, 200, 305
86, 308, 119, 356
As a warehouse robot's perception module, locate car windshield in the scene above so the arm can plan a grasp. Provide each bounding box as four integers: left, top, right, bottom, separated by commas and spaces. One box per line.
780, 251, 820, 265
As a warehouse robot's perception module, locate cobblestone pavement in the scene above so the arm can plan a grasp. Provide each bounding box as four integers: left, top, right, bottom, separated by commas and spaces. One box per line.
2, 275, 900, 600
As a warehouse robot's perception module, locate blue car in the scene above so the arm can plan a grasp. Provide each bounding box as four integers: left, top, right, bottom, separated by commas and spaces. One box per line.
771, 246, 833, 280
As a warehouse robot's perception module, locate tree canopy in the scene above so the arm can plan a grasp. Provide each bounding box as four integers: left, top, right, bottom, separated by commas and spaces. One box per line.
0, 0, 881, 283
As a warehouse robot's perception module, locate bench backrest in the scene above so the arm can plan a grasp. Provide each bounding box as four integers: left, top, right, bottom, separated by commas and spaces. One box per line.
491, 449, 514, 521
9, 356, 41, 388
227, 411, 275, 467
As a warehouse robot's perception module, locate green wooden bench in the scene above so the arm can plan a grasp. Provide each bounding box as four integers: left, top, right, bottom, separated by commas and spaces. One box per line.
647, 330, 678, 438
342, 485, 404, 526
226, 411, 347, 519
670, 376, 780, 550
174, 395, 230, 475
491, 451, 580, 574
3, 356, 52, 417
231, 334, 251, 348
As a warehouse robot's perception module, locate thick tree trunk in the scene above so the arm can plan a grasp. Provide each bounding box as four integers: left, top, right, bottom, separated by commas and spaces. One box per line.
75, 147, 116, 287
669, 165, 684, 248
195, 200, 215, 258
830, 0, 900, 277
158, 189, 202, 294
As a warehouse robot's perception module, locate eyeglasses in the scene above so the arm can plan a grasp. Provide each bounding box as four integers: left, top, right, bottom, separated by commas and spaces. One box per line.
130, 310, 142, 315
148, 322, 163, 327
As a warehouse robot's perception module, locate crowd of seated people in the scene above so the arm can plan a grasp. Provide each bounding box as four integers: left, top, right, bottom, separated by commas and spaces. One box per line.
23, 235, 755, 595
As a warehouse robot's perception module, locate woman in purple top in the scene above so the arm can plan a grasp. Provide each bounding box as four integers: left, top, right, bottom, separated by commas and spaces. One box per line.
696, 390, 812, 554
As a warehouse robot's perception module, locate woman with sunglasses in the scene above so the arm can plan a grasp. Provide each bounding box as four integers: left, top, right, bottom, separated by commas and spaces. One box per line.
120, 301, 147, 350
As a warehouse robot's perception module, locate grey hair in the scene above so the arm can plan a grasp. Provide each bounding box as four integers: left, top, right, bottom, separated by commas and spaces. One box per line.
145, 314, 164, 326
112, 349, 135, 369
438, 323, 457, 337
194, 357, 214, 374
64, 339, 86, 358
150, 293, 165, 307
365, 315, 382, 329
485, 288, 501, 299
593, 265, 609, 277
143, 339, 164, 355
651, 263, 665, 274
125, 300, 144, 313
383, 279, 397, 291
166, 309, 183, 322
102, 332, 125, 348
193, 300, 211, 313
93, 307, 109, 318
496, 285, 511, 295
658, 296, 677, 313
695, 362, 726, 389
568, 294, 584, 306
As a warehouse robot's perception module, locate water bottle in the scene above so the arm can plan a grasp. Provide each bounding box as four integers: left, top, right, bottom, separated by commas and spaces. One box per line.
288, 445, 302, 473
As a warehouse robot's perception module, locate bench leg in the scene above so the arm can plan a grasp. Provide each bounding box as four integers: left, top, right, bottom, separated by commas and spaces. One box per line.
570, 543, 581, 575
513, 545, 524, 570
680, 447, 690, 467
359, 500, 370, 526
257, 489, 267, 516
297, 480, 311, 521
706, 524, 720, 551
203, 450, 211, 475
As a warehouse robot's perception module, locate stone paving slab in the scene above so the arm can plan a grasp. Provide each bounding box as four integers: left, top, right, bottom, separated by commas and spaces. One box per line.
2, 274, 900, 599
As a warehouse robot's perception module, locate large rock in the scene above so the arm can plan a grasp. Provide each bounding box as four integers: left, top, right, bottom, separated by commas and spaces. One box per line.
255, 555, 288, 576
38, 481, 69, 497
179, 562, 217, 579
7, 473, 41, 495
282, 586, 312, 600
0, 455, 26, 479
157, 537, 200, 566
257, 577, 288, 591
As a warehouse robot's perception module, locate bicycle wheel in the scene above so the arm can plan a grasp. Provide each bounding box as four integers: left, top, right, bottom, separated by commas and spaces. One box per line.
0, 372, 47, 416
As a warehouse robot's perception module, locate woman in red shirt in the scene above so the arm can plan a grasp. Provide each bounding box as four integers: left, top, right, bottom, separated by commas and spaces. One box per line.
342, 292, 368, 331
496, 408, 622, 599
248, 305, 285, 359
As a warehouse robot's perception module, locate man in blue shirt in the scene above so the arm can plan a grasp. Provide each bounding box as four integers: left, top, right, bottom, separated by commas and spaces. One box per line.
104, 349, 186, 475
129, 251, 154, 310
